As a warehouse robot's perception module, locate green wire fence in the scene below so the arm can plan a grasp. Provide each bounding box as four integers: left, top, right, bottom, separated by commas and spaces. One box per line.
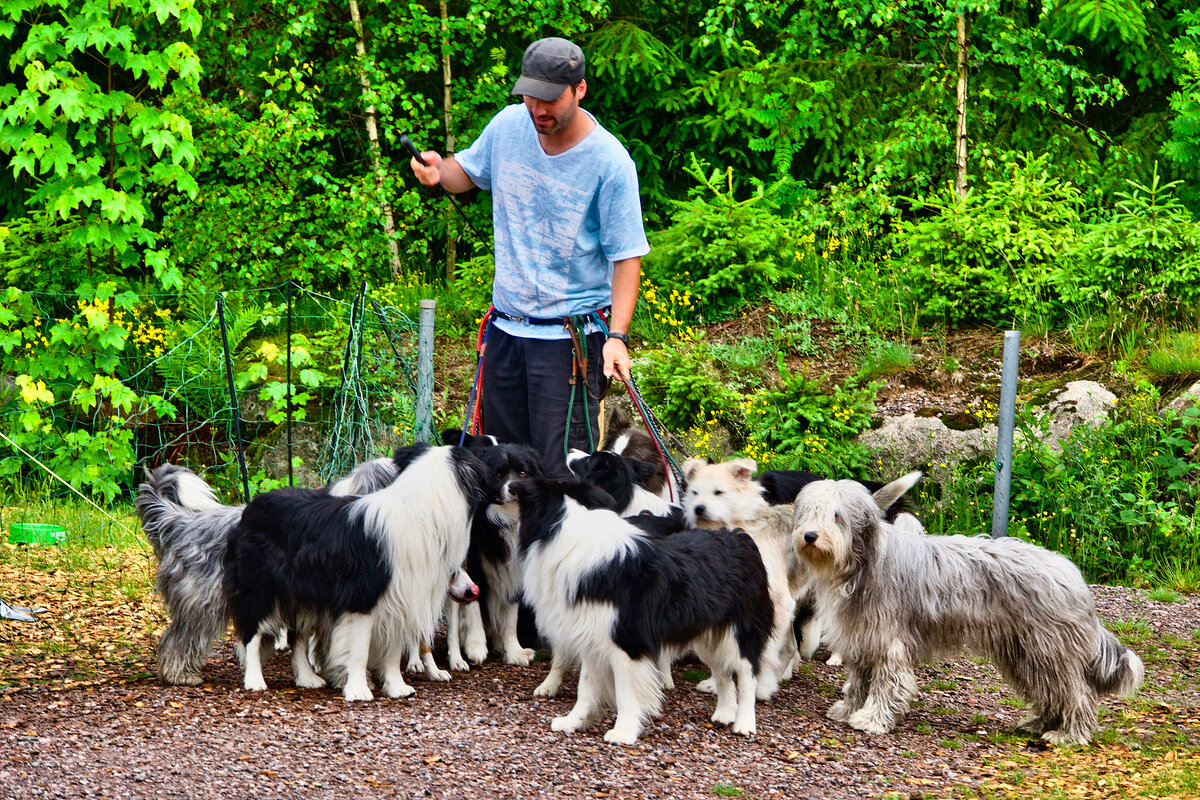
0, 282, 434, 506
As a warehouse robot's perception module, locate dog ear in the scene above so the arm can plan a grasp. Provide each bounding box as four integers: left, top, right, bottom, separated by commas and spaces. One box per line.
729, 458, 757, 482
682, 458, 706, 481
627, 457, 659, 485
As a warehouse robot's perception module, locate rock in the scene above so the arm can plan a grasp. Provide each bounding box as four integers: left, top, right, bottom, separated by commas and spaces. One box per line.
856, 414, 997, 484
1041, 380, 1116, 444
1165, 380, 1200, 415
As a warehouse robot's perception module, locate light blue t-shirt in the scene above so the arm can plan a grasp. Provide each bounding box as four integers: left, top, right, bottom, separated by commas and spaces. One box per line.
455, 103, 650, 340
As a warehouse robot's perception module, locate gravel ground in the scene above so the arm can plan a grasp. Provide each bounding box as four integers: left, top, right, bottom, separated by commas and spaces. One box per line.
0, 587, 1196, 800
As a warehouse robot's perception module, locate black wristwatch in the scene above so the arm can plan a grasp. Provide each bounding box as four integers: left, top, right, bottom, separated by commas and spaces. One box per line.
607, 331, 629, 344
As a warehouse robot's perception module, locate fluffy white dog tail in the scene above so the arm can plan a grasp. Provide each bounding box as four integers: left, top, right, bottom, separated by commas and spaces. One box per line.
1089, 627, 1145, 698
870, 471, 922, 514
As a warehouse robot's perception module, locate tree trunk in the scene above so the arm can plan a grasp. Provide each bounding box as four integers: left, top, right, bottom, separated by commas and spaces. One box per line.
440, 0, 457, 283
954, 13, 969, 199
349, 0, 403, 278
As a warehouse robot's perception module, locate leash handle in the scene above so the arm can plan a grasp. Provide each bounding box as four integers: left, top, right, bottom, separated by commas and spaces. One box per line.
399, 134, 428, 166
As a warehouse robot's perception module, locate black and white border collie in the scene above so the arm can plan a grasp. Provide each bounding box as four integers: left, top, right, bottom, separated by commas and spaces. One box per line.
223, 443, 493, 701
506, 477, 775, 744
566, 449, 679, 518
136, 455, 421, 687
444, 441, 545, 670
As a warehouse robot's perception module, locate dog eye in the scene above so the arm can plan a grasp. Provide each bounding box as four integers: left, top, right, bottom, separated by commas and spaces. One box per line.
713, 489, 724, 496
518, 471, 527, 477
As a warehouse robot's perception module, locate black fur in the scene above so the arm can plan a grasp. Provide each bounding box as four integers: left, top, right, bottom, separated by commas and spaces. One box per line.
511, 478, 773, 670
569, 451, 659, 513
758, 469, 907, 520
224, 445, 494, 647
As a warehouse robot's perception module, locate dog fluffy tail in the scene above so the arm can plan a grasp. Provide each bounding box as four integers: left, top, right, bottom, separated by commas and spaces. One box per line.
871, 471, 922, 515
135, 475, 184, 553
1088, 626, 1145, 698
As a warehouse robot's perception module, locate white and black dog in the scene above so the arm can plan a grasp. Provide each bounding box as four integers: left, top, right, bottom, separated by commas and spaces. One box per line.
223, 443, 494, 701
598, 405, 681, 503
567, 449, 679, 519
443, 439, 545, 671
136, 458, 411, 686
507, 477, 774, 744
792, 474, 1145, 744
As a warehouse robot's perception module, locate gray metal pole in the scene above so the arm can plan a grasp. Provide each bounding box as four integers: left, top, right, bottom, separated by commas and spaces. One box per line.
415, 299, 437, 444
991, 330, 1021, 538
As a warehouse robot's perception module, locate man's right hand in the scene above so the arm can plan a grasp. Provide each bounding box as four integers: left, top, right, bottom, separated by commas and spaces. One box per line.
410, 152, 443, 187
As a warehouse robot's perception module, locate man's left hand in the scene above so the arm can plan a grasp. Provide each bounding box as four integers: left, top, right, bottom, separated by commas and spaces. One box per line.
603, 337, 631, 382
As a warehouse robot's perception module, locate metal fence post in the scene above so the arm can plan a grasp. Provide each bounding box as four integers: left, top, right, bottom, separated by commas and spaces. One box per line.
216, 295, 252, 503
991, 330, 1021, 538
415, 300, 436, 444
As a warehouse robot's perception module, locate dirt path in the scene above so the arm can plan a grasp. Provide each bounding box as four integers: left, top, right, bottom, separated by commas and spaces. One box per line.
0, 588, 1196, 799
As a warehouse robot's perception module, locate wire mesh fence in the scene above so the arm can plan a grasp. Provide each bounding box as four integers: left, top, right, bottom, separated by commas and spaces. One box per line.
0, 282, 431, 506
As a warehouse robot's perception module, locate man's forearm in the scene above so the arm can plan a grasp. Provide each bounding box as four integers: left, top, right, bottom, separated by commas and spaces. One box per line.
609, 257, 641, 334
436, 157, 477, 194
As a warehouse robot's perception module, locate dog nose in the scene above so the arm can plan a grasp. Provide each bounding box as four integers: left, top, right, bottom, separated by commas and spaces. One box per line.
803, 531, 818, 544
694, 505, 706, 518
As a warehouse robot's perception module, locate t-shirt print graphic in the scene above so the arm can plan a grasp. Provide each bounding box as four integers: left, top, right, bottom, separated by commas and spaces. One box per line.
494, 160, 590, 318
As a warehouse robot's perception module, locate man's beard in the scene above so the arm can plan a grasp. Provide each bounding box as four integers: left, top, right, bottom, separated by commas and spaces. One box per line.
529, 104, 576, 136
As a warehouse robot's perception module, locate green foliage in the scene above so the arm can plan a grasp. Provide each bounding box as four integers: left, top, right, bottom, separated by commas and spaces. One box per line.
740, 354, 882, 475
897, 155, 1085, 326
0, 285, 176, 501
643, 157, 800, 321
1144, 332, 1200, 380
1060, 167, 1200, 325
925, 391, 1200, 584
634, 342, 741, 432
1163, 11, 1200, 207
0, 0, 202, 290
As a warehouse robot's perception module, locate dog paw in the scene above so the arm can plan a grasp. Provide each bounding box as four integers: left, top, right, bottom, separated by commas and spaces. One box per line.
1041, 729, 1089, 746
603, 727, 640, 746
503, 647, 536, 666
405, 659, 424, 675
695, 677, 716, 694
533, 679, 561, 698
1017, 714, 1046, 734
846, 709, 892, 735
826, 652, 844, 667
711, 706, 737, 726
660, 674, 675, 691
755, 680, 780, 702
551, 715, 583, 733
826, 700, 854, 722
464, 644, 488, 665
732, 719, 757, 737
243, 676, 268, 692
294, 674, 326, 690
427, 667, 452, 682
381, 680, 416, 699
342, 682, 374, 702
449, 655, 470, 672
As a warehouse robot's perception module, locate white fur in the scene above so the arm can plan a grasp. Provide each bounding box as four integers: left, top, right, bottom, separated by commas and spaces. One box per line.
681, 457, 811, 695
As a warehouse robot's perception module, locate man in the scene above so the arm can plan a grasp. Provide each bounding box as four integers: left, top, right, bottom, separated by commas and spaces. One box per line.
410, 37, 649, 478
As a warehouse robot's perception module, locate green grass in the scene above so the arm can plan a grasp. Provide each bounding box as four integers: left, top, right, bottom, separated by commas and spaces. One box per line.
1146, 586, 1183, 603
859, 338, 915, 380
1144, 331, 1200, 379
710, 783, 745, 797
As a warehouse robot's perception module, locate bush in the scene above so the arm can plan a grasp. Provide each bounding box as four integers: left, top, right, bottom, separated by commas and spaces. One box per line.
1059, 168, 1200, 325
896, 154, 1084, 327
642, 157, 800, 322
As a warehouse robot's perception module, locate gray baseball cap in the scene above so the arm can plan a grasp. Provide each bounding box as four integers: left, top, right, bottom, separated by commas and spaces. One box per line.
511, 37, 586, 102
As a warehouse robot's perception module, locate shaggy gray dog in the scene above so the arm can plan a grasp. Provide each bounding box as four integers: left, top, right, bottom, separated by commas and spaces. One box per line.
136, 458, 398, 685
792, 475, 1144, 745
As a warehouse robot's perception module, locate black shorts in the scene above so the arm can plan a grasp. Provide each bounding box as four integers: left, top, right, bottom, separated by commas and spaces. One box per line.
478, 325, 610, 479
